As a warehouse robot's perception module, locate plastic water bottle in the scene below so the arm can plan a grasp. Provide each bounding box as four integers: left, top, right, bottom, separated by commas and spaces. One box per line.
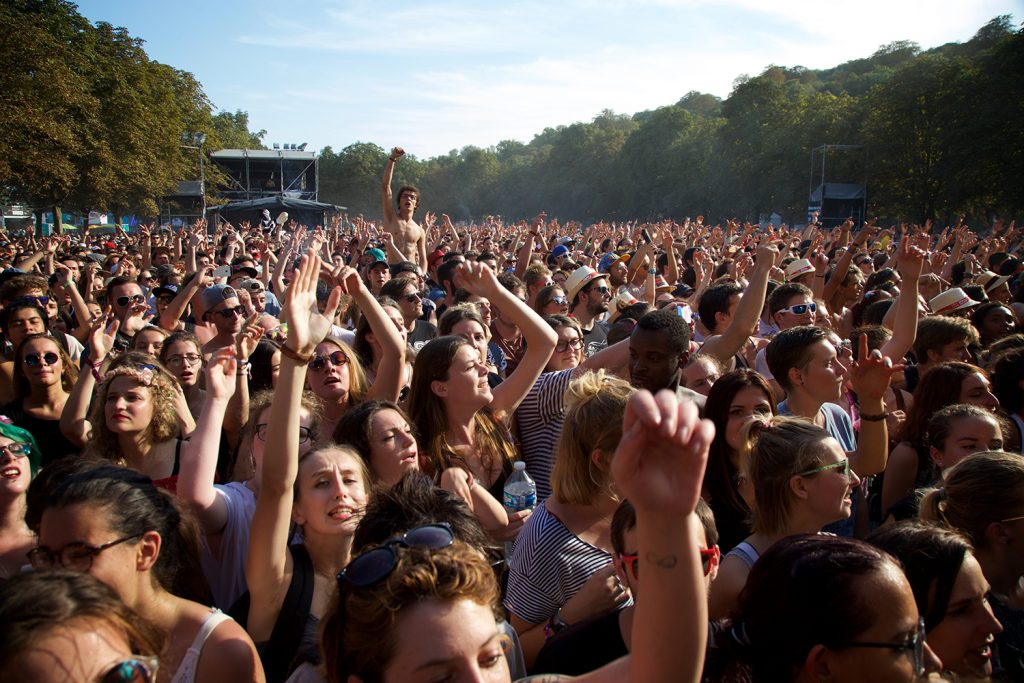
503, 462, 536, 557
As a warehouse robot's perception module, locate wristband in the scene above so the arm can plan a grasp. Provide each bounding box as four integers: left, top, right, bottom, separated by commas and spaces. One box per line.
859, 411, 888, 422
279, 344, 314, 364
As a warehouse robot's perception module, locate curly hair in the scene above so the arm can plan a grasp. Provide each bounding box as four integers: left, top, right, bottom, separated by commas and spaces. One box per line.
322, 541, 500, 683
85, 352, 180, 464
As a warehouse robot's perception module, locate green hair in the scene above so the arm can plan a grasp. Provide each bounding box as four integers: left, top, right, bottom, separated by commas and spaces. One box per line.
0, 420, 41, 476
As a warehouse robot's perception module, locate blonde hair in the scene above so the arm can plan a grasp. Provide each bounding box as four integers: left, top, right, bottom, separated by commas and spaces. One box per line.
85, 353, 180, 465
920, 450, 1024, 549
313, 336, 368, 406
551, 370, 635, 505
741, 416, 834, 535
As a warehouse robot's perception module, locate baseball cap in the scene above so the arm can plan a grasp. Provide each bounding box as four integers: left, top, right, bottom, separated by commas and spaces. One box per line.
201, 284, 238, 310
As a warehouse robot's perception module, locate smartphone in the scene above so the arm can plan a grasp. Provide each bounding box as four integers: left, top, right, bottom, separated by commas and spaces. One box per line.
674, 304, 694, 324
641, 228, 653, 244
213, 265, 232, 278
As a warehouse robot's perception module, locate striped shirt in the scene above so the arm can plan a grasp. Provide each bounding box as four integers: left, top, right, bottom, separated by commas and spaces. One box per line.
504, 502, 615, 625
515, 368, 576, 502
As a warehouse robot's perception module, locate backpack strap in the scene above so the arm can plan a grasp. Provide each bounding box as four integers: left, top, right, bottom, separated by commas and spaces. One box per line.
263, 544, 315, 682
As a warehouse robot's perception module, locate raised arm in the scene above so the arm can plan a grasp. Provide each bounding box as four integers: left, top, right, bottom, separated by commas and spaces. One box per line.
380, 147, 402, 225
847, 334, 901, 477
581, 390, 711, 683
246, 254, 342, 639
60, 314, 118, 446
880, 240, 924, 361
456, 262, 557, 415
331, 263, 406, 403
699, 242, 776, 365
177, 348, 237, 536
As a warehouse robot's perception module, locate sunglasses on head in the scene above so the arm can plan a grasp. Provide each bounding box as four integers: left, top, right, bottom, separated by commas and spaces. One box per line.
12, 295, 49, 308
116, 294, 146, 307
211, 305, 245, 319
337, 523, 455, 589
24, 351, 59, 367
309, 350, 349, 372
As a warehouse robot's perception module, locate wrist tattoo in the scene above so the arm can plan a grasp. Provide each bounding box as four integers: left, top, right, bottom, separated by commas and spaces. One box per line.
645, 552, 679, 570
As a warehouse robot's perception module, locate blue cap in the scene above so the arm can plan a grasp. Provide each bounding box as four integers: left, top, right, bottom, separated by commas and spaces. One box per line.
552, 244, 569, 259
367, 248, 388, 266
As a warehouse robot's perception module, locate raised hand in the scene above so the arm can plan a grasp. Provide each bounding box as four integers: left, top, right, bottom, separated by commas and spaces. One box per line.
612, 390, 713, 518
452, 261, 499, 297
236, 312, 264, 360
896, 237, 927, 281
90, 309, 119, 361
205, 347, 239, 401
282, 254, 342, 355
390, 147, 405, 160
849, 333, 905, 401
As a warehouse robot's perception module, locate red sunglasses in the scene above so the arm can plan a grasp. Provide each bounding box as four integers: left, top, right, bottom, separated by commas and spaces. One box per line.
620, 546, 719, 579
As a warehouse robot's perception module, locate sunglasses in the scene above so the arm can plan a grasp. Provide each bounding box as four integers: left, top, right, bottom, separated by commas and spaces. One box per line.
116, 294, 146, 307
621, 547, 719, 579
338, 523, 455, 588
13, 295, 50, 308
551, 296, 568, 305
23, 352, 59, 367
404, 292, 421, 303
100, 655, 160, 683
211, 305, 245, 319
780, 302, 816, 316
797, 458, 852, 479
309, 350, 349, 372
588, 285, 611, 295
0, 442, 30, 458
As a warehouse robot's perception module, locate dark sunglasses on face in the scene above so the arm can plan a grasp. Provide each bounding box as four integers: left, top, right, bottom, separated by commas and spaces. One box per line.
337, 523, 455, 589
551, 296, 568, 305
309, 350, 349, 372
23, 352, 59, 367
116, 294, 146, 307
212, 305, 245, 319
404, 292, 421, 303
589, 285, 611, 295
12, 295, 49, 308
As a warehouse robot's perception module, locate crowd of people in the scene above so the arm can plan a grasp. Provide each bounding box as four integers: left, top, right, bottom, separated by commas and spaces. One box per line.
0, 146, 1022, 682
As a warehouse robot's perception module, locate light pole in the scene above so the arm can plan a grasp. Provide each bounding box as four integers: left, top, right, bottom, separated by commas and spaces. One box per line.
195, 133, 207, 222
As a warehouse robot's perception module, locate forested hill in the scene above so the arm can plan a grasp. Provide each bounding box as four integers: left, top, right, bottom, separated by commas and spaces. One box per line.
318, 15, 1023, 226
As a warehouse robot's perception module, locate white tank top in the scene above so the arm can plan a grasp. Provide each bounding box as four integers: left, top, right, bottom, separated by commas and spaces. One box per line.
168, 609, 234, 683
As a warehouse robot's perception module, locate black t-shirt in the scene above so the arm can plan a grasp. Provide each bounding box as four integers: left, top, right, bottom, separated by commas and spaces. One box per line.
581, 320, 610, 357
532, 609, 627, 676
408, 318, 438, 352
1, 400, 80, 467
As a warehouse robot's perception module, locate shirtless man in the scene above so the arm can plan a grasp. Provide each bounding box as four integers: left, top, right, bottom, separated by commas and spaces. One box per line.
381, 147, 428, 272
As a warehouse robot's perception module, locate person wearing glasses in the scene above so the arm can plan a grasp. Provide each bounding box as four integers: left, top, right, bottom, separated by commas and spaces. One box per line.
565, 265, 612, 356
200, 284, 246, 357
244, 254, 372, 681
320, 386, 713, 683
28, 465, 265, 683
868, 521, 1003, 679
0, 421, 38, 577
3, 333, 78, 467
531, 497, 720, 676
103, 275, 151, 355
708, 416, 862, 620
304, 264, 406, 440
533, 282, 570, 317
160, 330, 208, 420
920, 450, 1024, 681
752, 282, 816, 399
380, 276, 437, 352
0, 571, 163, 682
703, 534, 941, 681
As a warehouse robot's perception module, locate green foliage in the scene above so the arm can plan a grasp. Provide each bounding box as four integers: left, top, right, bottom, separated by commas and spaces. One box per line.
0, 0, 266, 221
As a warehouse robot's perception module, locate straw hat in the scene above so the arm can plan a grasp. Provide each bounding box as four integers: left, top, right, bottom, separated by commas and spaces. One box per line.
929, 287, 982, 315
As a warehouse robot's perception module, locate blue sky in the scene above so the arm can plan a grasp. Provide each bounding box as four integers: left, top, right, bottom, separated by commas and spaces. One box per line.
77, 0, 1021, 158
